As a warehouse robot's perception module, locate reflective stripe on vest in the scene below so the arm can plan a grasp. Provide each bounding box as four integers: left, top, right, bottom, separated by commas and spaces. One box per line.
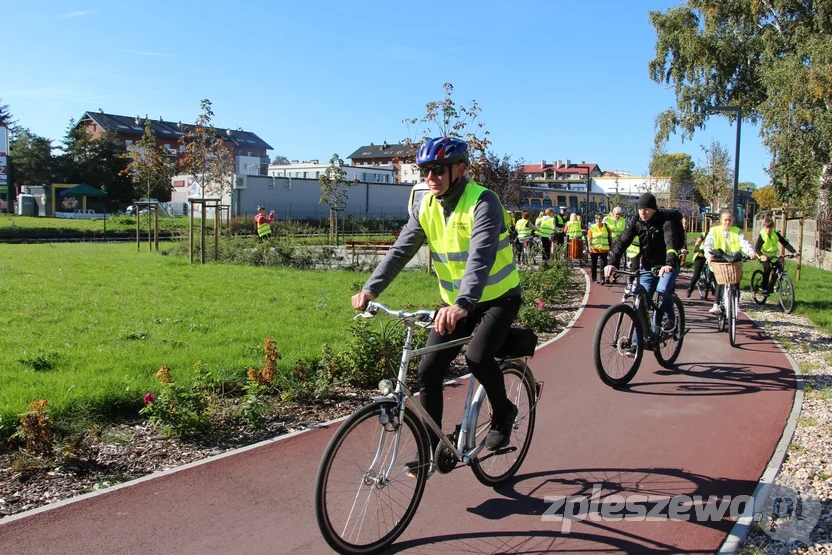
539, 215, 555, 235
418, 181, 519, 305
516, 219, 532, 238
710, 226, 742, 253
589, 223, 610, 251
760, 229, 780, 258
566, 221, 583, 240
626, 236, 640, 259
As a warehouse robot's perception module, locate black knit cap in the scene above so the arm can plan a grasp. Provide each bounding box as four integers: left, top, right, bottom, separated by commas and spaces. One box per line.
638, 193, 658, 210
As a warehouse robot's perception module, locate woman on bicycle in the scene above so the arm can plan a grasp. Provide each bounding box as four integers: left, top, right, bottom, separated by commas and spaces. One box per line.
350, 137, 522, 457
755, 216, 796, 298
703, 210, 756, 314
604, 193, 685, 331
685, 231, 707, 298
587, 212, 612, 283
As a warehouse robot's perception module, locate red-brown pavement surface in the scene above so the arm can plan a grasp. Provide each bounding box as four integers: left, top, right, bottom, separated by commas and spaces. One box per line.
0, 271, 797, 555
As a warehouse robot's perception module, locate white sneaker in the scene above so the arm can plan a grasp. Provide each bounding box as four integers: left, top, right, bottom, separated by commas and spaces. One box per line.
708, 304, 721, 314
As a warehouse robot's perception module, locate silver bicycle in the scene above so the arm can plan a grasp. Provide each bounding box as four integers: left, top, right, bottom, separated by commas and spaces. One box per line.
314, 301, 540, 554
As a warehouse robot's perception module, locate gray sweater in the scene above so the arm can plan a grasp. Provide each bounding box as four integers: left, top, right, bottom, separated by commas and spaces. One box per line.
362, 178, 521, 310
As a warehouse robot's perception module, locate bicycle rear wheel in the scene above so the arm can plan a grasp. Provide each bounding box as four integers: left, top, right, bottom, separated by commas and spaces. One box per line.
593, 304, 643, 387
750, 270, 766, 305
777, 274, 795, 314
654, 294, 685, 368
315, 401, 429, 555
717, 287, 726, 332
470, 362, 537, 487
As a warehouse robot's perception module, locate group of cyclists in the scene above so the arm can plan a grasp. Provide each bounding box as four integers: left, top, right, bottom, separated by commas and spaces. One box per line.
350, 135, 798, 477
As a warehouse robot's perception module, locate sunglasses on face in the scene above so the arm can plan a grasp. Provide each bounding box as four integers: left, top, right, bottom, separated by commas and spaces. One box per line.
419, 164, 449, 178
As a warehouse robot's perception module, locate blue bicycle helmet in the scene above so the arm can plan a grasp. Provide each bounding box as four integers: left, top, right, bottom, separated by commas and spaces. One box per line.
416, 137, 470, 166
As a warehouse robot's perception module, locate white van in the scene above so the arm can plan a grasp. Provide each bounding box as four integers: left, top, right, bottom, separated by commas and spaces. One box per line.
407, 182, 429, 219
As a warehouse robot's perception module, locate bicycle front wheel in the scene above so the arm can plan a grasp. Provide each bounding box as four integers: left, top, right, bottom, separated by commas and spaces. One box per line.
654, 294, 685, 368
471, 362, 537, 487
717, 288, 726, 332
593, 304, 643, 387
750, 270, 766, 305
777, 274, 795, 314
315, 401, 429, 555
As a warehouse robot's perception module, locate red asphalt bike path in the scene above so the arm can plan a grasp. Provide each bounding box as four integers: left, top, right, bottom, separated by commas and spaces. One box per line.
0, 270, 797, 555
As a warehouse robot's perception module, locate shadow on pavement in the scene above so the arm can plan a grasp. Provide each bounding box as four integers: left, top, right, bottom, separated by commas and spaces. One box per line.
390, 467, 749, 554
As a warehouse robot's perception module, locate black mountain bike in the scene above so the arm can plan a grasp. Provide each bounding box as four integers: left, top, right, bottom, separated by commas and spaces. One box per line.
750, 254, 796, 314
593, 267, 686, 387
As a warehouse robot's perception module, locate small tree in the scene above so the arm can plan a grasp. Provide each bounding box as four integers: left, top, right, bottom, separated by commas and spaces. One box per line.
752, 186, 778, 211
180, 100, 235, 263
122, 120, 176, 201
402, 82, 492, 173
319, 153, 359, 241
469, 152, 525, 210
272, 154, 290, 165
695, 140, 733, 212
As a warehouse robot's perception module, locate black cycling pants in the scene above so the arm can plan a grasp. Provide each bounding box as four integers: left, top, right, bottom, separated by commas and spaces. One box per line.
417, 294, 522, 443
688, 257, 706, 293
541, 236, 551, 260
590, 252, 608, 281
761, 259, 781, 291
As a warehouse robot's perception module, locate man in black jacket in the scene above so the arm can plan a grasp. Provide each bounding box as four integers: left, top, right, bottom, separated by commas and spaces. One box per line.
604, 193, 685, 331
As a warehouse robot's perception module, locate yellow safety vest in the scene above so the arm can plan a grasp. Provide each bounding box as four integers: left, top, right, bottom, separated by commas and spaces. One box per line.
418, 181, 520, 305
710, 226, 742, 253
759, 229, 781, 258
566, 221, 583, 240
626, 235, 640, 259
538, 215, 555, 235
604, 216, 626, 240
256, 217, 272, 238
555, 214, 566, 230
516, 218, 532, 238
589, 223, 610, 252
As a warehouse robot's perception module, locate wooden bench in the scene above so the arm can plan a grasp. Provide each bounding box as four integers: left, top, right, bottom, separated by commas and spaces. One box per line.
345, 240, 396, 264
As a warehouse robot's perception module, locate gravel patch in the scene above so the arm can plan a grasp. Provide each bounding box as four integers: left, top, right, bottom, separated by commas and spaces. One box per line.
737, 291, 832, 554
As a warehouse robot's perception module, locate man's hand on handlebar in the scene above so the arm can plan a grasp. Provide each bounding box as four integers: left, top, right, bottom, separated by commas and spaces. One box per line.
434, 305, 467, 335
603, 264, 616, 280
658, 265, 673, 277
351, 291, 376, 311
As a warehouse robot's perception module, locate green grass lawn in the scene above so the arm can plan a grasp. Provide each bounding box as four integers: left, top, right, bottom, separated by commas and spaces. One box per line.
0, 243, 437, 429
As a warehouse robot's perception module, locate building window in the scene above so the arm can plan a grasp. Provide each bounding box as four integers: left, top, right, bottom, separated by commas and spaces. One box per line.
125, 140, 133, 148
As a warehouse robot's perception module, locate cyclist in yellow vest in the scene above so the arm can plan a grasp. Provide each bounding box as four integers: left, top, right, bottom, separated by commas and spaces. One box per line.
703, 210, 756, 314
254, 205, 275, 240
538, 208, 556, 262
603, 206, 627, 245
351, 137, 521, 466
587, 213, 612, 283
754, 216, 796, 297
685, 231, 707, 298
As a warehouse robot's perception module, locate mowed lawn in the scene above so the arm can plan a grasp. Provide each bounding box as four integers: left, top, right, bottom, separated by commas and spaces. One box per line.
0, 243, 437, 426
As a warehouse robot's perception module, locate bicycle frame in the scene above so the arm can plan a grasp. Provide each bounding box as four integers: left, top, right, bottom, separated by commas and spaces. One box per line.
363, 303, 534, 481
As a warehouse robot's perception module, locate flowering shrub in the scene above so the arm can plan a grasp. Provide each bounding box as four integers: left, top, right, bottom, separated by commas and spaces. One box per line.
140, 364, 215, 436
13, 400, 54, 456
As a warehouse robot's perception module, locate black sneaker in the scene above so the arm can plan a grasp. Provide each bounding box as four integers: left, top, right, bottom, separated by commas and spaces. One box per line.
686, 289, 692, 298
662, 319, 676, 332
485, 403, 518, 451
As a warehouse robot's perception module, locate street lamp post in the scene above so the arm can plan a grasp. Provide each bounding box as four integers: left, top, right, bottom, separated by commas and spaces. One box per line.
705, 105, 742, 222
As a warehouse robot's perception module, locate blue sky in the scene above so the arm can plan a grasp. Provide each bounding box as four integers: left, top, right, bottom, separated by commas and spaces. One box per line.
4, 0, 770, 186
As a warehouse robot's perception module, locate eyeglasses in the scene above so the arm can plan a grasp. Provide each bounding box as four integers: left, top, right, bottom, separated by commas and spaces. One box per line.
419, 164, 449, 178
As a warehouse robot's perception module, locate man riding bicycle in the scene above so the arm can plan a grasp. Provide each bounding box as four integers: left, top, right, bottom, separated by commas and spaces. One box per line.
515, 210, 539, 256
755, 216, 796, 298
703, 210, 756, 314
604, 193, 685, 331
685, 230, 707, 298
350, 137, 522, 466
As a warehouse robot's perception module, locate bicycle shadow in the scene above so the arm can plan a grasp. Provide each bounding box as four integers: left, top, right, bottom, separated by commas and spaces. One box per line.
388, 467, 752, 554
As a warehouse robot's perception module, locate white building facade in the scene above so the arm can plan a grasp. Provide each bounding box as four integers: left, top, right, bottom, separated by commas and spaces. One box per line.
268, 160, 396, 184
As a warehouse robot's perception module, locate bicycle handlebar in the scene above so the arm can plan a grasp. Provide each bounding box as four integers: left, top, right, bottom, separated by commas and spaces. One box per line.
355, 301, 435, 326
610, 266, 664, 278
